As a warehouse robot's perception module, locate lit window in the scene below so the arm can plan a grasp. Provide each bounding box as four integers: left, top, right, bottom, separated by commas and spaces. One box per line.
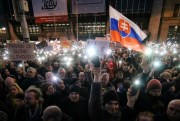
173, 4, 180, 17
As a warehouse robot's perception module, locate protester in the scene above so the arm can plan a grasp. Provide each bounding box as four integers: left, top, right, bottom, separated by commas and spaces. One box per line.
22, 67, 45, 91
89, 67, 140, 121
42, 106, 73, 121
135, 111, 154, 121
14, 86, 43, 121
59, 84, 90, 121
155, 99, 180, 121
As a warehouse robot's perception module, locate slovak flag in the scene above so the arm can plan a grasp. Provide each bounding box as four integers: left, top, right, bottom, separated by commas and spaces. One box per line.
109, 6, 147, 52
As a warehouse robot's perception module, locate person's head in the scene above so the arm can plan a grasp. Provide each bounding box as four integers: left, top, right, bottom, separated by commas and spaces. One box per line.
101, 68, 107, 74
116, 70, 123, 79
53, 62, 59, 68
136, 111, 154, 121
9, 62, 16, 69
14, 93, 25, 107
69, 84, 80, 103
56, 80, 65, 90
141, 57, 151, 73
26, 67, 36, 78
103, 90, 119, 114
9, 83, 23, 97
24, 86, 42, 108
122, 62, 128, 72
46, 65, 53, 72
16, 67, 24, 75
66, 66, 73, 72
160, 72, 171, 81
101, 73, 109, 87
40, 82, 55, 96
45, 72, 54, 82
166, 99, 180, 121
58, 68, 66, 79
4, 68, 10, 76
77, 65, 84, 72
42, 106, 63, 121
5, 77, 16, 87
78, 72, 86, 81
146, 79, 162, 97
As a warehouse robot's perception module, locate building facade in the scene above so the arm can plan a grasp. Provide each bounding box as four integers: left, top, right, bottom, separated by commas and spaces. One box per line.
0, 0, 179, 43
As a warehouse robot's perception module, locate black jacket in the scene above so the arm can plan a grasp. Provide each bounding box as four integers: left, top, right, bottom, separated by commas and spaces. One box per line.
89, 82, 135, 121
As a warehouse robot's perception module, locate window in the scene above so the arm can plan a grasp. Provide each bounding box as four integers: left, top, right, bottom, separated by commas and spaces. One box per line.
173, 4, 180, 17
167, 26, 180, 43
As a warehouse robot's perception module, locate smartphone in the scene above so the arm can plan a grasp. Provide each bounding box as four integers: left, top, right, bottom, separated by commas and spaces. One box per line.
91, 55, 100, 67
131, 80, 140, 96
131, 84, 139, 96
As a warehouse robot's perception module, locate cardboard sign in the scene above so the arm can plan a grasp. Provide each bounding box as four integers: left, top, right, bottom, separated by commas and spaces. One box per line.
86, 39, 110, 58
7, 43, 35, 60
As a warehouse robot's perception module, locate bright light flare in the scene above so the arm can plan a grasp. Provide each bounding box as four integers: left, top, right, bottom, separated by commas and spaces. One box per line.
87, 47, 96, 57
144, 47, 152, 56
134, 80, 140, 85
3, 56, 8, 60
18, 63, 23, 67
106, 49, 112, 55
153, 60, 161, 68
66, 61, 71, 66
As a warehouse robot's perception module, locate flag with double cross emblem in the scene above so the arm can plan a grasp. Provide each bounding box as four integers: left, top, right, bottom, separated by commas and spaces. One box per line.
109, 6, 147, 52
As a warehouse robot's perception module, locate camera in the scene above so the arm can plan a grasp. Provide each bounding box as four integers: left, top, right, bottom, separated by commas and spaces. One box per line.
91, 55, 100, 67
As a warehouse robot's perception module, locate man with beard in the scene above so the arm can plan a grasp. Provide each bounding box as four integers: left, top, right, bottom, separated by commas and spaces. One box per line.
14, 86, 43, 121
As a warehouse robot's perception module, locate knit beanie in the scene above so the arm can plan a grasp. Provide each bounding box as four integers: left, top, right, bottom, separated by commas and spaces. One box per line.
40, 82, 53, 93
69, 84, 80, 94
103, 90, 119, 105
0, 111, 8, 121
146, 79, 162, 93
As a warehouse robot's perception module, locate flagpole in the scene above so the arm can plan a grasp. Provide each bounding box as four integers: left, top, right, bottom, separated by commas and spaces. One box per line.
76, 0, 78, 41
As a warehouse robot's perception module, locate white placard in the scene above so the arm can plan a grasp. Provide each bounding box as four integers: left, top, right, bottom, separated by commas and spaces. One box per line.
86, 39, 109, 58
7, 43, 35, 60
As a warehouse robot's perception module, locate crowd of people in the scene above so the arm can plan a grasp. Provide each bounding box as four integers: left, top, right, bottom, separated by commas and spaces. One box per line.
0, 45, 179, 121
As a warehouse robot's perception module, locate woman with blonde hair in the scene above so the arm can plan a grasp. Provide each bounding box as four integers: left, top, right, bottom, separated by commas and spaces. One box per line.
5, 83, 24, 121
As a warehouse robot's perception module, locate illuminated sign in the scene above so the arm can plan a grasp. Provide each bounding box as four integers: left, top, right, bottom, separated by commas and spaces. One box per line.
32, 0, 68, 23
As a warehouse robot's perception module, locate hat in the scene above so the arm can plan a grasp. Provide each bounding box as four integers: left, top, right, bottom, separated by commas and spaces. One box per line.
103, 90, 119, 105
40, 82, 53, 93
0, 111, 8, 121
69, 84, 80, 94
14, 93, 25, 100
146, 79, 162, 92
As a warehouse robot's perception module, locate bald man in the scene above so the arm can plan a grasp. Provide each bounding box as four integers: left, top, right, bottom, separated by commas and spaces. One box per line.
43, 106, 63, 121
166, 99, 180, 121
42, 106, 73, 121
156, 99, 180, 121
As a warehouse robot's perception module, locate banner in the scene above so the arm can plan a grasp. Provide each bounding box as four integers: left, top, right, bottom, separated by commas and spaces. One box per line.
7, 43, 35, 60
72, 0, 105, 14
32, 0, 68, 23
